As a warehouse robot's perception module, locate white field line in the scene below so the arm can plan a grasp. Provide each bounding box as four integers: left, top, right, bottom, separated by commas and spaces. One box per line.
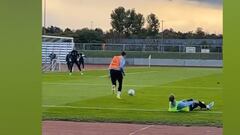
42, 105, 223, 114
160, 86, 222, 90
99, 71, 160, 78
42, 82, 222, 90
43, 82, 152, 87
129, 125, 154, 135
43, 66, 153, 74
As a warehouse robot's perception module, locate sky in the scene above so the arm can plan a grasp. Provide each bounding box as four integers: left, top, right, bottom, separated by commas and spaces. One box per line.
42, 0, 223, 34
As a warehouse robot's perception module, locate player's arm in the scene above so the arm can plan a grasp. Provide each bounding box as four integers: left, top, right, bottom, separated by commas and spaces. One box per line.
184, 99, 194, 102
66, 54, 69, 62
108, 70, 111, 79
120, 57, 126, 76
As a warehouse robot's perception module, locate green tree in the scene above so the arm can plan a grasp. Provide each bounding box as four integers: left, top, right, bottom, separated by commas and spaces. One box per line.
119, 8, 145, 38
64, 28, 73, 33
195, 27, 205, 38
45, 26, 63, 35
110, 7, 145, 38
110, 7, 126, 35
146, 13, 160, 37
131, 12, 145, 36
124, 9, 133, 37
63, 28, 74, 37
73, 28, 104, 43
105, 29, 120, 39
94, 28, 104, 35
161, 28, 178, 39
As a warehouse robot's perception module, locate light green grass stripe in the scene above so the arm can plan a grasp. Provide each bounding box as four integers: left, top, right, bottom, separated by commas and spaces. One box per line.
42, 105, 222, 114
158, 86, 222, 90
99, 71, 160, 77
43, 82, 222, 90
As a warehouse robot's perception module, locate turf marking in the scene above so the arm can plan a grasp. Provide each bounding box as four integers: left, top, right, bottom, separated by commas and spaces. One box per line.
42, 105, 222, 114
43, 82, 222, 90
128, 125, 154, 135
160, 86, 222, 90
43, 82, 153, 87
99, 71, 160, 78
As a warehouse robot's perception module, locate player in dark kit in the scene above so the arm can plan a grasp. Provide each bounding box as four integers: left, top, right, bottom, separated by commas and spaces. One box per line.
69, 49, 82, 75
49, 52, 57, 71
66, 52, 72, 74
79, 53, 85, 70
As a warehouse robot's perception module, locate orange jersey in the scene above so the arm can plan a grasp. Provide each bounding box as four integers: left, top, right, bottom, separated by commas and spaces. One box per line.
109, 56, 121, 70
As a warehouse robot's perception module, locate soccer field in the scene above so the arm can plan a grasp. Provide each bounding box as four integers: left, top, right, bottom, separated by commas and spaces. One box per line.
42, 67, 223, 127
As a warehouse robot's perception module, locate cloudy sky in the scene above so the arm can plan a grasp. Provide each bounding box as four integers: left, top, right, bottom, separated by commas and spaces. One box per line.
42, 0, 222, 34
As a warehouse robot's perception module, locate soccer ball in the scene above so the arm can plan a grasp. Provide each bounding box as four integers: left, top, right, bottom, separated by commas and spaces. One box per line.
128, 89, 135, 96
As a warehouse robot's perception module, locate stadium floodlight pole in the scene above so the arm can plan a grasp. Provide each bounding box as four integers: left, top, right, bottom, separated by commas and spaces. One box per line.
148, 54, 151, 68
43, 0, 47, 63
161, 20, 164, 39
43, 0, 47, 35
161, 20, 164, 52
91, 21, 93, 29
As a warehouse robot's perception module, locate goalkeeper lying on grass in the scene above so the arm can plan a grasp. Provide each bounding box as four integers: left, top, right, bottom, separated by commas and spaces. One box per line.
168, 94, 214, 112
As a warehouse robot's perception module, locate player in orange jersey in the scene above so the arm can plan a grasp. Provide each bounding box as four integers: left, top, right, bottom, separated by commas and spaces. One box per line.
108, 51, 126, 99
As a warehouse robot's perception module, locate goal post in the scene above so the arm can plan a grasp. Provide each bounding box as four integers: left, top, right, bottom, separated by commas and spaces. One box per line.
148, 54, 151, 68
42, 35, 74, 72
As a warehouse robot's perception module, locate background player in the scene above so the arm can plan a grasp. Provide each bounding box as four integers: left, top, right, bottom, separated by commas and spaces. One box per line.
49, 51, 57, 71
79, 53, 86, 71
69, 49, 82, 75
66, 52, 72, 74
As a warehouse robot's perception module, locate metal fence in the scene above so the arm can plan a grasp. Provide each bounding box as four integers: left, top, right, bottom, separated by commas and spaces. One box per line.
42, 42, 74, 64
106, 39, 222, 46
42, 35, 74, 64
75, 43, 222, 53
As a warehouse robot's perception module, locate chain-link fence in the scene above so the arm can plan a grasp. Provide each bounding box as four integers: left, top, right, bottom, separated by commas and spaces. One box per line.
75, 43, 222, 60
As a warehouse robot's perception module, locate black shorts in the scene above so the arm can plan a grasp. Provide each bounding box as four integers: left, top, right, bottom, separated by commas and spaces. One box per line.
110, 69, 123, 80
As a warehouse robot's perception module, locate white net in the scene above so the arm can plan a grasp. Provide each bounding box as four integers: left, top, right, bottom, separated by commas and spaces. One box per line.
42, 35, 74, 72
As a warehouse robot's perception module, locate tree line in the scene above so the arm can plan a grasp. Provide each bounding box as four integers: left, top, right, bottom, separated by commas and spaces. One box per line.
42, 6, 222, 43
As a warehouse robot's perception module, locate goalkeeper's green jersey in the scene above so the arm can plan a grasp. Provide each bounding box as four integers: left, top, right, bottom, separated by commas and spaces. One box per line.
168, 101, 190, 112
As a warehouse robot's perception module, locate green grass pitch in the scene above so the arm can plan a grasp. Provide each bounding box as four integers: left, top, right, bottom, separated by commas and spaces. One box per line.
42, 67, 223, 127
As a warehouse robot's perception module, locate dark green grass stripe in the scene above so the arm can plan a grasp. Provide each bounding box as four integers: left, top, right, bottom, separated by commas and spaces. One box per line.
42, 105, 222, 114
43, 82, 222, 90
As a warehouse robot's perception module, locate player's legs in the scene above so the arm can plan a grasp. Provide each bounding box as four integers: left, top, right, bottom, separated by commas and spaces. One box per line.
82, 61, 84, 69
198, 101, 207, 108
197, 101, 215, 110
67, 62, 71, 71
80, 61, 84, 69
110, 69, 117, 93
110, 70, 117, 86
69, 62, 73, 75
79, 61, 82, 68
117, 73, 123, 92
74, 61, 81, 71
189, 102, 199, 111
116, 71, 123, 99
50, 60, 53, 71
189, 100, 208, 111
